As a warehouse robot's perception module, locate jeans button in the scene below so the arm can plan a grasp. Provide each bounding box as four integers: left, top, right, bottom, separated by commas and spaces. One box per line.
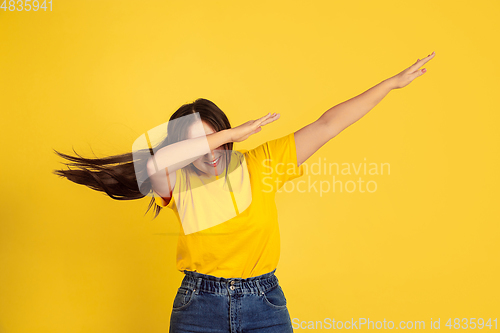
230, 280, 235, 285
230, 285, 235, 290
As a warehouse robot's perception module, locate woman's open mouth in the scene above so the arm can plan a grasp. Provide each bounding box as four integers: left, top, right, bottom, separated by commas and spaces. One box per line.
205, 156, 221, 167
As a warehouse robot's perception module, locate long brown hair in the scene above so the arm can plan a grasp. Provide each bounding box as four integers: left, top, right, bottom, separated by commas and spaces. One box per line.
52, 98, 233, 219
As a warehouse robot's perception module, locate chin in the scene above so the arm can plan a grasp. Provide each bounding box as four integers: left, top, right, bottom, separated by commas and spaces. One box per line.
196, 164, 224, 177
192, 164, 213, 176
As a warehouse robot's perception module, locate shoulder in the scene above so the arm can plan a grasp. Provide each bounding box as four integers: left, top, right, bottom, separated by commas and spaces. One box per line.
241, 133, 296, 160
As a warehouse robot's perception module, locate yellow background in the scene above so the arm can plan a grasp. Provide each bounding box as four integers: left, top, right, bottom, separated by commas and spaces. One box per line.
1, 0, 499, 332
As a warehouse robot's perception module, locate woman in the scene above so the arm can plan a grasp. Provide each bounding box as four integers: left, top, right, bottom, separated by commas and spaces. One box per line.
53, 52, 435, 332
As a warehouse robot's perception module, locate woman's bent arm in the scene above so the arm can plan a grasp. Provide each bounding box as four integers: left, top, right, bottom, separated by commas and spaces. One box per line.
146, 130, 232, 177
147, 112, 280, 196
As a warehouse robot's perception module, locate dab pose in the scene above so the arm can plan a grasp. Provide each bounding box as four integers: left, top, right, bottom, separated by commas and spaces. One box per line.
54, 52, 435, 333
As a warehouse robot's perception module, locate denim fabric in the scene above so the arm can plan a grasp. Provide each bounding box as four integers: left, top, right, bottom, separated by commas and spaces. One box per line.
169, 268, 294, 332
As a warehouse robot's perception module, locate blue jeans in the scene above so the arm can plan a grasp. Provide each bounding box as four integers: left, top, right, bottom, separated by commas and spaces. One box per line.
169, 268, 294, 333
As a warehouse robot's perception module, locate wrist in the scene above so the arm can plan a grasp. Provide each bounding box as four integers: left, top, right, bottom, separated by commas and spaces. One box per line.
384, 77, 397, 90
220, 128, 234, 144
206, 129, 232, 151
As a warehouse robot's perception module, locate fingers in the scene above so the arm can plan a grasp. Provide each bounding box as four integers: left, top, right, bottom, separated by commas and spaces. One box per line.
408, 51, 435, 73
259, 113, 280, 126
253, 126, 262, 134
410, 67, 427, 81
255, 112, 279, 127
256, 112, 273, 123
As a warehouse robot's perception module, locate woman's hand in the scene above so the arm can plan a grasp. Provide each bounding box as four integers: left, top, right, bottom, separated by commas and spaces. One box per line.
389, 51, 436, 89
229, 112, 280, 142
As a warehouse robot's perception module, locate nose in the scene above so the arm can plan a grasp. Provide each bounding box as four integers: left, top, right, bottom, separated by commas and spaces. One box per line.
204, 151, 216, 160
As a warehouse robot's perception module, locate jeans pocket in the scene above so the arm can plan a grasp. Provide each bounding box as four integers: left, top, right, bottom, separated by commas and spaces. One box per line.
172, 286, 196, 311
262, 285, 287, 309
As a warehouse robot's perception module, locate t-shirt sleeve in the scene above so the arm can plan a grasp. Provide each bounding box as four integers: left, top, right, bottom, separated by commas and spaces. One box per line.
153, 189, 175, 209
246, 132, 305, 192
151, 167, 180, 209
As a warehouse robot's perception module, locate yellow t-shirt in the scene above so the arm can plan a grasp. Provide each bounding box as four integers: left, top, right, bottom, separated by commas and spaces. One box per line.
153, 132, 304, 278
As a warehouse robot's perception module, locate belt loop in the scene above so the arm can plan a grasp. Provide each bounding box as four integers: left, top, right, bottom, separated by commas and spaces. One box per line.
255, 279, 264, 295
194, 277, 202, 295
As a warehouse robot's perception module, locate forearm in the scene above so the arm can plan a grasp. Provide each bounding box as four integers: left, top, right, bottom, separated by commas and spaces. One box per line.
147, 129, 232, 175
319, 77, 395, 137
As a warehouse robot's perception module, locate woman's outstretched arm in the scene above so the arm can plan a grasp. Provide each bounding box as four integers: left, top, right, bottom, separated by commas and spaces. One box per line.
294, 51, 436, 167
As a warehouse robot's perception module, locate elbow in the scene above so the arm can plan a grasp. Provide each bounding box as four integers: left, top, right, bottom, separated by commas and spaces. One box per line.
146, 156, 157, 176
320, 117, 346, 141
